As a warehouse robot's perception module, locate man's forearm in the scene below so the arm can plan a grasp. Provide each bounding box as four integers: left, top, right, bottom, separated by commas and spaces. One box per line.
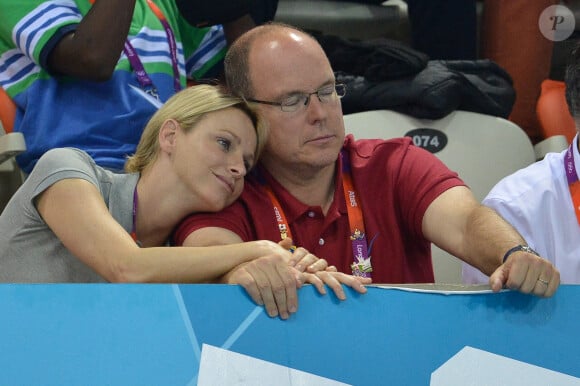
463, 205, 526, 276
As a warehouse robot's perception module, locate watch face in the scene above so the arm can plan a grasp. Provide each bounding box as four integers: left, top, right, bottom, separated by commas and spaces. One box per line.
522, 245, 539, 256
503, 244, 539, 263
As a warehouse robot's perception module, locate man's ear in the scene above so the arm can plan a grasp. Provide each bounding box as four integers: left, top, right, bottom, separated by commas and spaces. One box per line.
158, 119, 180, 152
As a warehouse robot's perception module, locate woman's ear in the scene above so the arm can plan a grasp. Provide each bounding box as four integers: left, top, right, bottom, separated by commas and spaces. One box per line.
158, 119, 180, 153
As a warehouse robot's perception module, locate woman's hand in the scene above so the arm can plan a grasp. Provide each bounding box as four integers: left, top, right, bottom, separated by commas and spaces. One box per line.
304, 271, 371, 300
280, 238, 329, 273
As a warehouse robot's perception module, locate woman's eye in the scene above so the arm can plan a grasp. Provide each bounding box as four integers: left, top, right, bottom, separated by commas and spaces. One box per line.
217, 138, 231, 151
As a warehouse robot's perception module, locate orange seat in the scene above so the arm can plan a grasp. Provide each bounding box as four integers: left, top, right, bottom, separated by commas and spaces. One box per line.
0, 86, 16, 133
536, 79, 576, 144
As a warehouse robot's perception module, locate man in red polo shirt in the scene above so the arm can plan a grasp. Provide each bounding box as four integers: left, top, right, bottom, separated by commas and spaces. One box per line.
174, 23, 560, 319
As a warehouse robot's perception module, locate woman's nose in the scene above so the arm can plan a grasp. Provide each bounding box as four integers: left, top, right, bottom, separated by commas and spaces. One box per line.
230, 158, 246, 178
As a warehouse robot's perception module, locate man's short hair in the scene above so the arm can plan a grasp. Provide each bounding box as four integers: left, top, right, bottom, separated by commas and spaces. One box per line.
565, 41, 580, 118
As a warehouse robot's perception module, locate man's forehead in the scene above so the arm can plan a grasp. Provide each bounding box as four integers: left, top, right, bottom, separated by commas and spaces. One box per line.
249, 30, 331, 92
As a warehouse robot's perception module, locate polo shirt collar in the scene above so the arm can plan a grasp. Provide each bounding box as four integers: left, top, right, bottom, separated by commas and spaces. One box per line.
254, 159, 346, 224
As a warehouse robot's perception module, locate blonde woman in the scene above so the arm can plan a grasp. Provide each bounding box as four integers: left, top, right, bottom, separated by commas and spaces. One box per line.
0, 84, 278, 282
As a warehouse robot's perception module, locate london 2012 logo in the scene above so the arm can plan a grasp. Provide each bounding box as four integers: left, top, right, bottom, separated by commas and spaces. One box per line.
539, 4, 576, 42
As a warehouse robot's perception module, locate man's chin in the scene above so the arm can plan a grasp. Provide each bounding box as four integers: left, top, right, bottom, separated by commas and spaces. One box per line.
309, 148, 340, 166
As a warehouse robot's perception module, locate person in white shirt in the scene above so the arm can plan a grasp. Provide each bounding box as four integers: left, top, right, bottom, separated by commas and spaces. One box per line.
463, 41, 580, 284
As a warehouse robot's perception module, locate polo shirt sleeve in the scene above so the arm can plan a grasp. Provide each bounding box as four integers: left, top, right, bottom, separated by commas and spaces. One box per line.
393, 139, 466, 238
173, 198, 254, 246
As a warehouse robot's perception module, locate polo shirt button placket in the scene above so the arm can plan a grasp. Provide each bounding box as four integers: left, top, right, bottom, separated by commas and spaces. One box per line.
319, 238, 325, 246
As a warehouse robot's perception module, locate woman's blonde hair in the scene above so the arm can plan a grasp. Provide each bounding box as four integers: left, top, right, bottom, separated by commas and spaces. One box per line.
125, 84, 267, 173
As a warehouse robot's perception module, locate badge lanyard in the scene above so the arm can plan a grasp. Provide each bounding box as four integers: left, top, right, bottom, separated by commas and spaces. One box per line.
263, 151, 373, 278
564, 141, 580, 225
130, 185, 142, 247
89, 0, 181, 98
341, 152, 372, 277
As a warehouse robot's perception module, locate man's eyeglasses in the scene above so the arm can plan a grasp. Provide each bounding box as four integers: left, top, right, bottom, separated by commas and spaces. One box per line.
247, 83, 346, 113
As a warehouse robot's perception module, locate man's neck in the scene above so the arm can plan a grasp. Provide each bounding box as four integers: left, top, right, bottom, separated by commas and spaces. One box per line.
262, 161, 336, 214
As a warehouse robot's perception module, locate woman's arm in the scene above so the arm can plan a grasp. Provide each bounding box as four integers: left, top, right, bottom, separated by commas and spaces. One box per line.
36, 178, 287, 283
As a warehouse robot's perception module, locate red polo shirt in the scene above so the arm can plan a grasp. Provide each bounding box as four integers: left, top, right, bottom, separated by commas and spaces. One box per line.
174, 135, 464, 284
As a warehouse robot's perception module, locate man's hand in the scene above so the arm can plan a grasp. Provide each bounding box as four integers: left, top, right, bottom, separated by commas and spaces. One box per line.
225, 238, 371, 319
221, 239, 303, 320
221, 251, 302, 320
489, 251, 560, 297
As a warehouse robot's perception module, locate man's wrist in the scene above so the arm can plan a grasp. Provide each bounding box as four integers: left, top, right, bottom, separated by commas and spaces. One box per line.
502, 244, 539, 263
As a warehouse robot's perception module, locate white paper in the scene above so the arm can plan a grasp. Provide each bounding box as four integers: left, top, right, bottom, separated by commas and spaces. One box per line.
372, 283, 495, 295
197, 344, 351, 386
431, 346, 580, 386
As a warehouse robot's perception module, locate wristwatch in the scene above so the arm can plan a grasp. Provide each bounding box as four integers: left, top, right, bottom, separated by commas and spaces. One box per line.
502, 244, 539, 263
